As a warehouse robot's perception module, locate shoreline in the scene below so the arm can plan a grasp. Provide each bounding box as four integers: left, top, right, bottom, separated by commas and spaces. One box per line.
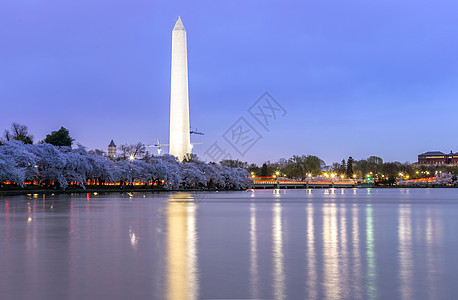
1, 185, 457, 196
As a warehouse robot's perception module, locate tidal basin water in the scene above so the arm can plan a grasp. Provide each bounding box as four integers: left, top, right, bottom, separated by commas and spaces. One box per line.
1, 189, 458, 300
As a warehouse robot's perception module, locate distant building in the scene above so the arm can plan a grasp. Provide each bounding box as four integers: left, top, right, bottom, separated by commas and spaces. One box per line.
108, 140, 117, 158
418, 151, 458, 165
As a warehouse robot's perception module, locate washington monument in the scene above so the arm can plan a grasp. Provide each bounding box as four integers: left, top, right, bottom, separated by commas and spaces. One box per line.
169, 16, 191, 161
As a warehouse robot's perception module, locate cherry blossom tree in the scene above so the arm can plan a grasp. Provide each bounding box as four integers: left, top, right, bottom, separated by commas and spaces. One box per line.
0, 141, 252, 190
181, 163, 206, 188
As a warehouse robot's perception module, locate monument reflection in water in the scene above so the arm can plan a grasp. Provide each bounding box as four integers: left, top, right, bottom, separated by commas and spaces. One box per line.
166, 193, 199, 300
0, 189, 456, 300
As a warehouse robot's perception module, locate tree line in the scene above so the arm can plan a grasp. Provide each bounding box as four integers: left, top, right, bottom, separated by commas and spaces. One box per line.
3, 122, 456, 188
0, 123, 252, 190
220, 154, 458, 185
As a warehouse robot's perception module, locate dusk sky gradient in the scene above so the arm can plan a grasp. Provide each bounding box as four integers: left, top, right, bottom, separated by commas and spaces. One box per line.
1, 0, 458, 165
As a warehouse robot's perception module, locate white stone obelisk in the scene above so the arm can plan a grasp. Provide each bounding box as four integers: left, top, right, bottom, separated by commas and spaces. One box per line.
169, 16, 191, 161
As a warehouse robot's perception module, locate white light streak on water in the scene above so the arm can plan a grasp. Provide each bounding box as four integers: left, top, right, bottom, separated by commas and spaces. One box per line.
306, 202, 317, 300
323, 203, 340, 300
352, 203, 363, 299
366, 204, 377, 299
272, 201, 285, 300
398, 204, 413, 300
250, 203, 259, 299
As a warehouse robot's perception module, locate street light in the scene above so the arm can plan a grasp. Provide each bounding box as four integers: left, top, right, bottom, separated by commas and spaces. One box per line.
330, 173, 336, 188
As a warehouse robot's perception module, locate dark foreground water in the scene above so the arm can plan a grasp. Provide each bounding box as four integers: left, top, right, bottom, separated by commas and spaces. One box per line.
1, 189, 458, 300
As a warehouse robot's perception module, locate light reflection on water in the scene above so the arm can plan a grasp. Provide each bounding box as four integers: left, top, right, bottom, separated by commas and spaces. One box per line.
352, 203, 363, 299
366, 203, 377, 300
166, 193, 199, 300
323, 202, 340, 300
339, 203, 350, 300
272, 200, 286, 300
0, 189, 457, 300
305, 202, 317, 300
425, 209, 440, 300
398, 204, 413, 300
249, 203, 259, 299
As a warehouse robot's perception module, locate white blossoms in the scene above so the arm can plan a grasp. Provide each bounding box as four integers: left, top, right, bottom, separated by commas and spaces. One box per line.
0, 141, 253, 190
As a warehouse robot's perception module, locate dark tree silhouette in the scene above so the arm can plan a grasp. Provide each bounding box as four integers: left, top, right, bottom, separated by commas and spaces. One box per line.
43, 127, 74, 146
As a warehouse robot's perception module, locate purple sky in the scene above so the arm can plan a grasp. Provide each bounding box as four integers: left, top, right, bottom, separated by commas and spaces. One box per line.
1, 0, 458, 165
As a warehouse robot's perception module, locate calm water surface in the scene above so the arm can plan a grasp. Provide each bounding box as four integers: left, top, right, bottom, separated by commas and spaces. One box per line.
1, 188, 458, 300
